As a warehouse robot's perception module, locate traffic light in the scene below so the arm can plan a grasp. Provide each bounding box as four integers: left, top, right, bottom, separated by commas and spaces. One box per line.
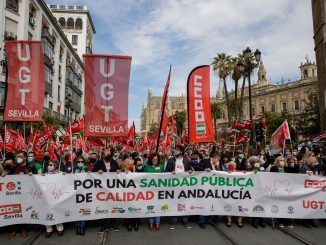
255, 122, 264, 142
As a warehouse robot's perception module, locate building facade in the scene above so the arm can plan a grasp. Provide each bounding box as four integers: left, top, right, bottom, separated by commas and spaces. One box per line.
0, 0, 94, 122
311, 0, 326, 131
140, 59, 318, 133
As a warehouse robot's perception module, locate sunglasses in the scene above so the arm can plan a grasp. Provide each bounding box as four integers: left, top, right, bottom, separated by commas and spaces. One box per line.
77, 161, 84, 163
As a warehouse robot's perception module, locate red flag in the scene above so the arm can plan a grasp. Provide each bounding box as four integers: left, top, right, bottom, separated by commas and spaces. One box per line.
161, 111, 169, 136
0, 134, 4, 149
48, 141, 58, 161
5, 128, 17, 152
142, 133, 149, 151
127, 122, 136, 146
270, 120, 291, 154
15, 131, 24, 151
156, 66, 171, 152
33, 130, 53, 152
187, 65, 215, 144
66, 119, 84, 134
232, 120, 252, 132
83, 54, 132, 137
4, 41, 44, 121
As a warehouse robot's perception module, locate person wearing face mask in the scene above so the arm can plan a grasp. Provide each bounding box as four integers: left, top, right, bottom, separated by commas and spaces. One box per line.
94, 149, 120, 232
270, 156, 286, 173
27, 152, 41, 175
144, 153, 164, 231
87, 152, 98, 172
190, 151, 202, 171
235, 150, 246, 170
42, 151, 51, 173
1, 158, 29, 239
165, 145, 192, 230
14, 152, 30, 175
59, 151, 73, 173
74, 156, 88, 235
44, 160, 65, 238
284, 157, 299, 174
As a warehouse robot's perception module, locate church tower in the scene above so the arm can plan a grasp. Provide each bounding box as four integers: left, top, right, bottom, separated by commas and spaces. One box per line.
257, 58, 267, 83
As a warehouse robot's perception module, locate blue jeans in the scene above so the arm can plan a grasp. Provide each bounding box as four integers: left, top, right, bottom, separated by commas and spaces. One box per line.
171, 216, 189, 224
198, 216, 213, 224
75, 220, 86, 228
148, 217, 160, 224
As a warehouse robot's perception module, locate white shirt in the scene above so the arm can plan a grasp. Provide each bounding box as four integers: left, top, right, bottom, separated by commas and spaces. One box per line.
175, 158, 185, 173
104, 161, 111, 172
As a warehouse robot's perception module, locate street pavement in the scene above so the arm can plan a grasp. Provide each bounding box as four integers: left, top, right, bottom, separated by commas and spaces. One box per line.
0, 218, 325, 245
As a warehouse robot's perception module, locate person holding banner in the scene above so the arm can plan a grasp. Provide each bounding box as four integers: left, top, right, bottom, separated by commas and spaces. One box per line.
43, 160, 65, 238
74, 156, 89, 235
144, 153, 164, 230
1, 157, 29, 239
165, 145, 192, 230
41, 151, 51, 173
59, 151, 73, 173
27, 152, 42, 175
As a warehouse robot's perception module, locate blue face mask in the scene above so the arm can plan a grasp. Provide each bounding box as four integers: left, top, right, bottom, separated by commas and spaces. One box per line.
191, 160, 199, 165
27, 157, 34, 163
77, 162, 85, 168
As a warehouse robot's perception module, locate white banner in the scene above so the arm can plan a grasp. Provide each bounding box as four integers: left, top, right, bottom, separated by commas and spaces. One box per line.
0, 172, 325, 226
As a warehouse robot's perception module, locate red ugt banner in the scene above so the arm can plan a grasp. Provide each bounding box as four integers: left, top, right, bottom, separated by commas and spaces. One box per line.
83, 54, 132, 137
187, 65, 215, 144
4, 41, 45, 121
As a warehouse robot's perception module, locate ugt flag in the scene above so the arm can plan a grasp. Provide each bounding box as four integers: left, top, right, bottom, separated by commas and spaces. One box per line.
187, 65, 215, 144
4, 41, 45, 121
270, 119, 291, 155
83, 54, 132, 137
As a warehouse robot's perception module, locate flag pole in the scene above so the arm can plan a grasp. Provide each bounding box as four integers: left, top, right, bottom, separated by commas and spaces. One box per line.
156, 66, 171, 153
232, 132, 237, 158
4, 124, 7, 156
23, 122, 26, 150
69, 121, 74, 172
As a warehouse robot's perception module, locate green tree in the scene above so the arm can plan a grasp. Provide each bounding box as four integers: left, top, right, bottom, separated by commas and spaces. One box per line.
174, 110, 187, 137
212, 53, 232, 126
211, 101, 222, 140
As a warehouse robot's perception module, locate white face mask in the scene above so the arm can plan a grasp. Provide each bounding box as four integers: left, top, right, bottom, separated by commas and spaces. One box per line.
239, 154, 244, 158
254, 163, 260, 168
16, 158, 23, 164
290, 162, 295, 168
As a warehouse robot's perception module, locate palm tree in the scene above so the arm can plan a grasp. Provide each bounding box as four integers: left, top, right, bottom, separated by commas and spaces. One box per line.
237, 50, 255, 121
211, 101, 222, 140
230, 57, 241, 100
212, 53, 232, 126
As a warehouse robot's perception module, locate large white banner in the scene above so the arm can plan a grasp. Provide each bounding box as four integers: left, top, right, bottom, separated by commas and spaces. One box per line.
0, 172, 325, 226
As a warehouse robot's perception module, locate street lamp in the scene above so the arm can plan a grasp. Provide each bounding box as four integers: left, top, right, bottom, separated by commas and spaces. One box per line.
243, 47, 261, 143
65, 92, 72, 122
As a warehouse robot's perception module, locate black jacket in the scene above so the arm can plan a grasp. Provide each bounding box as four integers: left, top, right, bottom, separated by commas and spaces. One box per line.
92, 158, 119, 173
165, 156, 191, 172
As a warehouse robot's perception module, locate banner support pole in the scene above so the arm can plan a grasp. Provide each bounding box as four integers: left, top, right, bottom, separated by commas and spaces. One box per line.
4, 124, 7, 156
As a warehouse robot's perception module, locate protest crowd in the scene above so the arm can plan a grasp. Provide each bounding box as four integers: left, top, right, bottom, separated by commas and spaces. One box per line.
0, 129, 325, 239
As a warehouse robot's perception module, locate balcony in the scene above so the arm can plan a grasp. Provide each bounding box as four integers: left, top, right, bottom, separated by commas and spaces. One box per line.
70, 101, 81, 113
4, 31, 17, 41
86, 46, 92, 54
41, 28, 55, 46
6, 0, 19, 13
43, 107, 69, 123
45, 82, 53, 95
66, 78, 82, 96
66, 59, 74, 70
44, 55, 54, 68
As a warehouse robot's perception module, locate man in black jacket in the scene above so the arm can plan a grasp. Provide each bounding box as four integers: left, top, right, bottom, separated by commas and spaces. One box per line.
93, 148, 120, 232
165, 145, 192, 230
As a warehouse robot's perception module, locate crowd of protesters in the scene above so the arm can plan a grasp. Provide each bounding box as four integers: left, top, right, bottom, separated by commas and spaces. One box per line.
0, 140, 325, 239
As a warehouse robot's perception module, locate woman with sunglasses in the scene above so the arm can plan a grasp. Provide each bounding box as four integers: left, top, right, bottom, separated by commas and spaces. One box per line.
74, 156, 89, 235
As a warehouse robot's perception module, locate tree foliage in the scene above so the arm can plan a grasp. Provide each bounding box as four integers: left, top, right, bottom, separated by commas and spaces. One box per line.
174, 110, 187, 136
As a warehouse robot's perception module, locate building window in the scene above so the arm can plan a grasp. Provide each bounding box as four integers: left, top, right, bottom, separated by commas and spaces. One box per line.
312, 69, 315, 76
67, 18, 74, 29
49, 101, 53, 110
251, 108, 255, 116
42, 40, 53, 59
294, 100, 300, 110
58, 85, 61, 102
271, 104, 276, 112
58, 17, 66, 28
45, 66, 52, 85
303, 69, 308, 78
282, 102, 287, 112
0, 82, 5, 108
6, 0, 19, 13
261, 106, 265, 113
72, 35, 78, 45
75, 18, 83, 30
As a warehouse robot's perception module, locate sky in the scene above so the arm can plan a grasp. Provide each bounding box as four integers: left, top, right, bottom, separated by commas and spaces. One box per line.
46, 0, 315, 130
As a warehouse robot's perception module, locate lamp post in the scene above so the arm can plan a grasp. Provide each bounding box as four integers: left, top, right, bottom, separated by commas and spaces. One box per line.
237, 47, 261, 143
65, 92, 72, 122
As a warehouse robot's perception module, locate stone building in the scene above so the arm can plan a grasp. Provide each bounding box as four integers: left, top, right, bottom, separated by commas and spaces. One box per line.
140, 59, 318, 133
311, 0, 326, 131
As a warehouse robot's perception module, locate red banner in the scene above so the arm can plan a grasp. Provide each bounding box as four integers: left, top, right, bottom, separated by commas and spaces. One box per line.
270, 120, 291, 154
83, 54, 132, 137
187, 65, 215, 144
4, 41, 45, 121
66, 118, 84, 134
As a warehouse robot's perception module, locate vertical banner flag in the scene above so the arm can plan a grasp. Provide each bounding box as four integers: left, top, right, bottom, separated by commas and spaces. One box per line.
4, 41, 45, 121
83, 55, 132, 137
270, 119, 291, 154
187, 65, 215, 144
156, 66, 171, 152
